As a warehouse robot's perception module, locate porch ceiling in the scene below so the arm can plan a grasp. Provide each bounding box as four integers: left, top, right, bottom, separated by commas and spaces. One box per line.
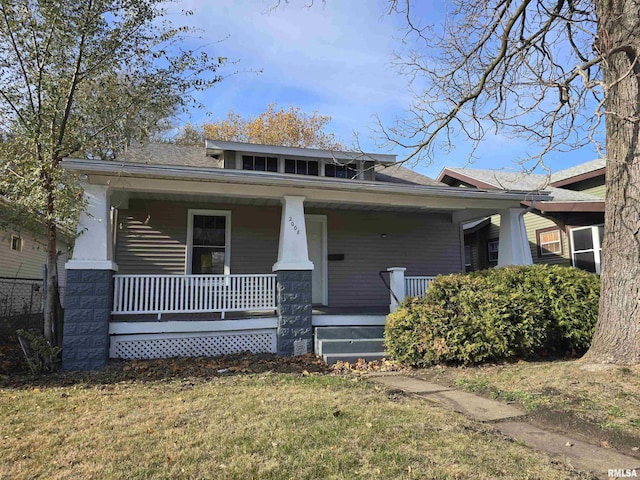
123, 191, 453, 213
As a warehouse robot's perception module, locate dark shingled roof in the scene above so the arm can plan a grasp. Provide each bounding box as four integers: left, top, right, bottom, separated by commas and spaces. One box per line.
117, 143, 222, 168
374, 164, 445, 186
115, 143, 444, 186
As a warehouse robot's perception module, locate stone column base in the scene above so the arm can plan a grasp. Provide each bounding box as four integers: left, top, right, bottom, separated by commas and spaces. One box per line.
276, 270, 313, 356
61, 269, 113, 370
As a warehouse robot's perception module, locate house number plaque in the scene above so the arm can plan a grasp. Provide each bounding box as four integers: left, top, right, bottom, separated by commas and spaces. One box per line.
288, 216, 301, 235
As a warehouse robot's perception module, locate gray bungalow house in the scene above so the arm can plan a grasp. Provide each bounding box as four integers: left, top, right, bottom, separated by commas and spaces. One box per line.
61, 141, 549, 370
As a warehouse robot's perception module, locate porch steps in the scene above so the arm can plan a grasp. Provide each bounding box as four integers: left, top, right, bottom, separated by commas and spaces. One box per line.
314, 326, 386, 365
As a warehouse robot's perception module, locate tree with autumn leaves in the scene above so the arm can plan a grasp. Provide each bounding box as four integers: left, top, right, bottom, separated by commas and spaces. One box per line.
175, 104, 345, 150
0, 0, 226, 346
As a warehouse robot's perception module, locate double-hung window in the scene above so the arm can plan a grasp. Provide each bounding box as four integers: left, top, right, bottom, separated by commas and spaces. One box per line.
487, 239, 499, 262
537, 228, 563, 256
186, 210, 231, 275
570, 225, 604, 274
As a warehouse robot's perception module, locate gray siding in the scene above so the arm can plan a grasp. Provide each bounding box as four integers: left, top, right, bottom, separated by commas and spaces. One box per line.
309, 209, 463, 308
115, 200, 279, 275
115, 200, 463, 308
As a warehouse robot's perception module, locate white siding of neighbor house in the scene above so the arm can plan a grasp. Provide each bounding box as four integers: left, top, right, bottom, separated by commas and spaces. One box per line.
115, 199, 463, 308
0, 229, 47, 279
0, 228, 69, 282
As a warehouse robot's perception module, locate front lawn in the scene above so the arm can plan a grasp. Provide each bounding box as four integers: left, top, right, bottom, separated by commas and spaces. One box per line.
415, 360, 640, 453
1, 362, 589, 479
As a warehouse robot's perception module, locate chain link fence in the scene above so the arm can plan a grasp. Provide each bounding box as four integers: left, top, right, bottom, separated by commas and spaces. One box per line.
0, 277, 45, 373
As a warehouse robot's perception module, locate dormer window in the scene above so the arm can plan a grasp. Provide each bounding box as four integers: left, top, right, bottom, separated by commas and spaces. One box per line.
325, 162, 358, 179
242, 155, 278, 172
284, 159, 319, 176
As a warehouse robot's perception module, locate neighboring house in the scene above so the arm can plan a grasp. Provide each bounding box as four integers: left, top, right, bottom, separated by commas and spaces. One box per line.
0, 197, 72, 316
60, 141, 549, 370
437, 159, 606, 273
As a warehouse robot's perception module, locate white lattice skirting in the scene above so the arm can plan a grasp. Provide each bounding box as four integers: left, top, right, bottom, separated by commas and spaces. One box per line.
110, 329, 277, 359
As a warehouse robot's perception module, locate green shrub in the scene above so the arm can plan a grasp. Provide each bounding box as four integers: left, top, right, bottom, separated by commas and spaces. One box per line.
16, 329, 62, 374
385, 265, 600, 366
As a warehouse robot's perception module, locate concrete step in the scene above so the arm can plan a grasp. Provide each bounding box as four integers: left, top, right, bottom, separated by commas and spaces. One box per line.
318, 338, 385, 355
315, 326, 385, 340
323, 352, 385, 365
314, 326, 386, 354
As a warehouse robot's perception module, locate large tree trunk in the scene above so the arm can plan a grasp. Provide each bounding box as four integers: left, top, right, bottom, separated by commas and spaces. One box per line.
584, 0, 640, 364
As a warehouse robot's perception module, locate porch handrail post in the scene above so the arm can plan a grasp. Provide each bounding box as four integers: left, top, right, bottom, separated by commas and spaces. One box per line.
387, 267, 406, 312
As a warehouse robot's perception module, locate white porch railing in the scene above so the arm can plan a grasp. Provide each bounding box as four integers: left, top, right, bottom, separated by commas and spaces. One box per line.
112, 274, 277, 319
387, 267, 437, 312
405, 276, 436, 298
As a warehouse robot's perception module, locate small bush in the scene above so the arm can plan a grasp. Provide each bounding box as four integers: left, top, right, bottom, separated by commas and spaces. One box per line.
16, 329, 61, 374
385, 265, 600, 366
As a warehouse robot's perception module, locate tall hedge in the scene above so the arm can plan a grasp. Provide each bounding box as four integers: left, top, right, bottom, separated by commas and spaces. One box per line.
385, 265, 600, 366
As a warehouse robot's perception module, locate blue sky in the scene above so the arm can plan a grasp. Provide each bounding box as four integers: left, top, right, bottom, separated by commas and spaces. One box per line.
176, 0, 600, 179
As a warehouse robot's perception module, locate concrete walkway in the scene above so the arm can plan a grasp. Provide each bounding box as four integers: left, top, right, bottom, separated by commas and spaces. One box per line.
368, 373, 640, 480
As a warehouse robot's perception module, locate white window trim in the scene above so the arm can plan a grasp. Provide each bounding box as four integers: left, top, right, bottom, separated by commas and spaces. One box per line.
185, 209, 232, 275
10, 234, 23, 252
305, 214, 328, 306
487, 239, 499, 262
570, 225, 603, 274
538, 229, 562, 256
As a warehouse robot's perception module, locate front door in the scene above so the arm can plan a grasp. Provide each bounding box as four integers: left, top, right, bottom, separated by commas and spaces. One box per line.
305, 215, 327, 305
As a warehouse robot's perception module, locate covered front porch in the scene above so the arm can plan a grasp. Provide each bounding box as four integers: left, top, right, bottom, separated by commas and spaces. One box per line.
61, 157, 547, 369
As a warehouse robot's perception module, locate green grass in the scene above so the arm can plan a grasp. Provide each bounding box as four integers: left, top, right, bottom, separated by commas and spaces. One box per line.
0, 371, 587, 479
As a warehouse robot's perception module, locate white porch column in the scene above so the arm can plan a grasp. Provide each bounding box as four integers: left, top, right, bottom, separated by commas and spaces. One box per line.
272, 195, 314, 271
66, 183, 118, 271
387, 267, 406, 312
497, 208, 533, 267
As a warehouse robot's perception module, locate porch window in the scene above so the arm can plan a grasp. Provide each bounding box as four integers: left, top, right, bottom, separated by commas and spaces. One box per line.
284, 158, 319, 176
536, 228, 563, 256
325, 162, 358, 179
186, 210, 231, 275
242, 155, 278, 172
570, 225, 603, 274
487, 239, 499, 262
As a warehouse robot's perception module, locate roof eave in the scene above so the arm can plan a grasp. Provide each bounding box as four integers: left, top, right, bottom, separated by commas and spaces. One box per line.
522, 200, 605, 212
62, 158, 552, 203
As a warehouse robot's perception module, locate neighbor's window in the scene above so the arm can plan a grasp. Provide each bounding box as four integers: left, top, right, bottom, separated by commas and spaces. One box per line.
570, 225, 604, 274
325, 162, 358, 179
242, 155, 278, 172
464, 244, 472, 272
537, 228, 563, 256
187, 210, 231, 275
10, 235, 22, 252
487, 239, 499, 262
284, 158, 319, 176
